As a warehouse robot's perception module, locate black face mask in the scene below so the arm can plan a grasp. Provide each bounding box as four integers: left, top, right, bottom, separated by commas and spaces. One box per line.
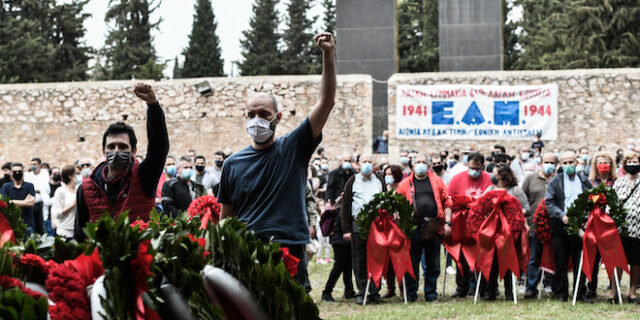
624, 164, 640, 175
106, 151, 131, 171
12, 172, 23, 182
3, 173, 9, 181
214, 160, 223, 168
453, 154, 460, 161
490, 174, 499, 185
195, 165, 205, 172
432, 165, 444, 174
52, 174, 62, 183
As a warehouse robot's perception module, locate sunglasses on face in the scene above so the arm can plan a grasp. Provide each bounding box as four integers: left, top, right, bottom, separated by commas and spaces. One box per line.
80, 163, 91, 168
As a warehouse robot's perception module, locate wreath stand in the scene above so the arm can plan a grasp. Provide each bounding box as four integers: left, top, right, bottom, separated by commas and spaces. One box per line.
363, 273, 408, 305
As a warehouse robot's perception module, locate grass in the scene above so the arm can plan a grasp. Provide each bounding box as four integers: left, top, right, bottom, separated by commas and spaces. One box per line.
307, 247, 640, 319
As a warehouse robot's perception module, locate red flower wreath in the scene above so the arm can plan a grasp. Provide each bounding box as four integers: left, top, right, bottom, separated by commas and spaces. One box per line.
46, 263, 91, 320
451, 195, 474, 212
0, 275, 45, 300
0, 200, 7, 210
18, 253, 47, 273
532, 200, 551, 243
467, 190, 525, 237
187, 195, 221, 229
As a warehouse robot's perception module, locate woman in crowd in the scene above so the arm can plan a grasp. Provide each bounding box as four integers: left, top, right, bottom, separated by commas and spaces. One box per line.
612, 150, 640, 304
51, 165, 78, 239
589, 151, 617, 187
381, 164, 404, 298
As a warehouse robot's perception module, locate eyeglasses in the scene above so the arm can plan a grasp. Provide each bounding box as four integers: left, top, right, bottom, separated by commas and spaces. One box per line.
80, 163, 91, 168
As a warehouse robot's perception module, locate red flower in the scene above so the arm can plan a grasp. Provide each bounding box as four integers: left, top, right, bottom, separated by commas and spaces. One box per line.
187, 195, 221, 228
377, 208, 389, 215
279, 247, 300, 277
131, 240, 154, 292
19, 253, 47, 272
0, 275, 45, 300
46, 263, 91, 320
130, 219, 149, 230
588, 193, 607, 206
187, 233, 211, 258
0, 200, 7, 210
533, 201, 551, 243
467, 190, 525, 237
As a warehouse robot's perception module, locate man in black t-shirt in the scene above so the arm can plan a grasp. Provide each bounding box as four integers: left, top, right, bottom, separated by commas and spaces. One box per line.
531, 132, 545, 153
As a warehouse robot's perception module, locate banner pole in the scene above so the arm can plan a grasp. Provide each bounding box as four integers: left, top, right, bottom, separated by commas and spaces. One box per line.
363, 273, 371, 306
538, 271, 544, 300
614, 267, 623, 305
572, 250, 584, 306
474, 271, 482, 305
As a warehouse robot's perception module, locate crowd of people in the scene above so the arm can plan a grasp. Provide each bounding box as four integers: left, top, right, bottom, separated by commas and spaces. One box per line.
1, 32, 638, 309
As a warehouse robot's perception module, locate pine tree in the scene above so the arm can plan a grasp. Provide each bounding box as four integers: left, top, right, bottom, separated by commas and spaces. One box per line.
238, 0, 282, 76
51, 0, 92, 81
172, 56, 181, 79
282, 0, 314, 74
502, 0, 519, 70
397, 0, 438, 73
515, 0, 566, 70
322, 0, 335, 35
103, 0, 165, 80
181, 0, 224, 77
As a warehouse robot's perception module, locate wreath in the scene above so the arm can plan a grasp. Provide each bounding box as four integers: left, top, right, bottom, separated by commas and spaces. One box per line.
46, 263, 91, 320
356, 191, 416, 241
0, 197, 27, 242
532, 200, 551, 243
565, 183, 628, 236
467, 190, 525, 237
187, 195, 221, 229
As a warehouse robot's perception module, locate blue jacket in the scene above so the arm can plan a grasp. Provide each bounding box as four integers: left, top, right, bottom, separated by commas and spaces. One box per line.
544, 169, 593, 234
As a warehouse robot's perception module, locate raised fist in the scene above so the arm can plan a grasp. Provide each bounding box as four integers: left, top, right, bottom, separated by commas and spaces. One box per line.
314, 33, 335, 52
134, 83, 158, 105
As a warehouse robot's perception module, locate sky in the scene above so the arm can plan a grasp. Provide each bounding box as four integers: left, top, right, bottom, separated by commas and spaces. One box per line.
79, 0, 326, 77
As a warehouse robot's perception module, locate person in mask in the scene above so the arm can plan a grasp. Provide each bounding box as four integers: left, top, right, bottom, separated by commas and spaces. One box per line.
576, 157, 586, 175
447, 152, 492, 299
545, 151, 593, 303
396, 155, 452, 302
523, 152, 558, 298
431, 155, 451, 185
0, 162, 12, 186
192, 155, 217, 195
218, 33, 336, 288
154, 155, 176, 213
51, 165, 79, 239
1, 163, 36, 236
579, 147, 591, 175
24, 157, 50, 235
372, 130, 389, 154
400, 150, 412, 178
326, 154, 356, 207
162, 157, 206, 217
210, 151, 225, 183
73, 83, 169, 241
44, 167, 62, 236
510, 146, 535, 187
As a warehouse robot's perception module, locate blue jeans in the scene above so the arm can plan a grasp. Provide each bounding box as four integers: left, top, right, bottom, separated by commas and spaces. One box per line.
526, 230, 543, 294
287, 245, 309, 291
43, 220, 55, 237
406, 230, 441, 300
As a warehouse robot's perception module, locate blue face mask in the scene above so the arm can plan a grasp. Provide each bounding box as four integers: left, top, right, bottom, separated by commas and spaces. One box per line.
385, 176, 395, 185
361, 163, 373, 175
165, 165, 177, 177
463, 155, 469, 164
414, 163, 428, 176
542, 163, 555, 175
400, 157, 409, 165
75, 174, 82, 185
180, 169, 193, 180
468, 168, 481, 179
342, 162, 351, 170
321, 164, 329, 171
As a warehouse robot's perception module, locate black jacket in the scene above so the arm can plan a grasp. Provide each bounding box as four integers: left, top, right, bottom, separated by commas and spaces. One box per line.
340, 173, 387, 234
545, 170, 593, 234
326, 167, 355, 205
161, 178, 206, 217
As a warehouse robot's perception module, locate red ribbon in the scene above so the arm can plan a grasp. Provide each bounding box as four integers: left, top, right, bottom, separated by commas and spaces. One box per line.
443, 208, 477, 276
280, 247, 300, 277
131, 240, 160, 320
0, 212, 15, 245
476, 196, 521, 281
582, 197, 629, 282
539, 244, 556, 274
64, 248, 105, 286
518, 230, 530, 274
366, 212, 415, 287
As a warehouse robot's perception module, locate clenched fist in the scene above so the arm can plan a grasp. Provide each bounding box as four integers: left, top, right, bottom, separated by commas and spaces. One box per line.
134, 83, 158, 105
314, 33, 335, 53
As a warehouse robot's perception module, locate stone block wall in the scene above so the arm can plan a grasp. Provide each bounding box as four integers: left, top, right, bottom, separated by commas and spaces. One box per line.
388, 68, 640, 161
0, 75, 372, 167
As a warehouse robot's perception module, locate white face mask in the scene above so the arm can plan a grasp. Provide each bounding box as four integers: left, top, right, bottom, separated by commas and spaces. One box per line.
521, 152, 530, 160
246, 116, 275, 144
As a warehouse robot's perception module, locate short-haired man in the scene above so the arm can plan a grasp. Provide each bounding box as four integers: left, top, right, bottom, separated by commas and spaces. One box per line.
192, 155, 217, 194
1, 163, 36, 236
523, 152, 558, 298
447, 152, 492, 298
372, 130, 389, 154
0, 162, 12, 186
396, 155, 452, 302
210, 151, 225, 182
73, 83, 169, 241
218, 33, 336, 287
510, 146, 535, 186
326, 154, 356, 206
24, 157, 50, 234
340, 154, 386, 304
545, 151, 593, 303
162, 157, 206, 217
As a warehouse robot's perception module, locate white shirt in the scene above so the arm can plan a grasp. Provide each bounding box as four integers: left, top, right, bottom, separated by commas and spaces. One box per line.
449, 162, 468, 177
351, 173, 383, 218
24, 169, 51, 220
563, 173, 583, 214
510, 158, 535, 187
51, 184, 77, 238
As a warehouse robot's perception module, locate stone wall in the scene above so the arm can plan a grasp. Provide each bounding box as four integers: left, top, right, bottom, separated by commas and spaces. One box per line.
0, 75, 372, 167
388, 68, 640, 161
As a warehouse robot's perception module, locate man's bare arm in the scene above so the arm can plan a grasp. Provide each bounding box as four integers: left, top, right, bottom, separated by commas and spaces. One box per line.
308, 33, 336, 139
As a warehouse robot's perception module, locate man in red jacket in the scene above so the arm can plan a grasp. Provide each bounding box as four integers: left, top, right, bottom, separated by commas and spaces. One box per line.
73, 83, 169, 240
396, 154, 452, 302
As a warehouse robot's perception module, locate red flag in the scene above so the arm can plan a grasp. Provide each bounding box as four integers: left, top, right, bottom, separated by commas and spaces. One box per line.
443, 196, 477, 275
582, 196, 629, 282
0, 213, 15, 245
64, 248, 105, 286
540, 244, 556, 274
518, 230, 530, 275
366, 211, 415, 287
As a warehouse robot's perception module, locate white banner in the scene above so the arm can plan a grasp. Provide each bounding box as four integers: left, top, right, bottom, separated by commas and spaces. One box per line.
396, 84, 558, 140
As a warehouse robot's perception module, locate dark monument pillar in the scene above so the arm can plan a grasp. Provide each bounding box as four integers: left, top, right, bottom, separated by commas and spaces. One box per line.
439, 0, 503, 71
336, 0, 398, 141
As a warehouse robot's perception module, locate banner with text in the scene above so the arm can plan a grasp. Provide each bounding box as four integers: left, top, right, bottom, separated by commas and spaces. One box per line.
396, 84, 558, 140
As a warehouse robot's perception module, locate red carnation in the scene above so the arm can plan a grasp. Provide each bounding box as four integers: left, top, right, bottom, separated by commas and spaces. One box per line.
130, 219, 149, 230
131, 240, 154, 293
187, 195, 221, 228
19, 253, 47, 272
533, 201, 551, 243
0, 275, 45, 300
46, 263, 91, 320
0, 200, 7, 210
467, 190, 525, 236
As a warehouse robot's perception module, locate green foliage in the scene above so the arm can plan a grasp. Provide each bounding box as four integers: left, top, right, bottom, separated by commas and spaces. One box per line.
0, 0, 91, 83
181, 0, 224, 78
397, 0, 439, 73
356, 191, 417, 240
209, 218, 320, 320
239, 0, 283, 75
102, 0, 165, 80
503, 0, 520, 70
172, 56, 181, 79
0, 196, 27, 242
85, 212, 154, 320
565, 183, 628, 236
0, 287, 48, 320
281, 0, 315, 75
321, 0, 335, 36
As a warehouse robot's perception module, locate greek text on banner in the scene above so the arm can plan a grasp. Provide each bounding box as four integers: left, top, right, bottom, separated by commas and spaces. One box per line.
396, 84, 558, 140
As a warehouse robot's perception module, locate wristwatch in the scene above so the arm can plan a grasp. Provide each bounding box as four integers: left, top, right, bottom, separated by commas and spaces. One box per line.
445, 221, 452, 226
